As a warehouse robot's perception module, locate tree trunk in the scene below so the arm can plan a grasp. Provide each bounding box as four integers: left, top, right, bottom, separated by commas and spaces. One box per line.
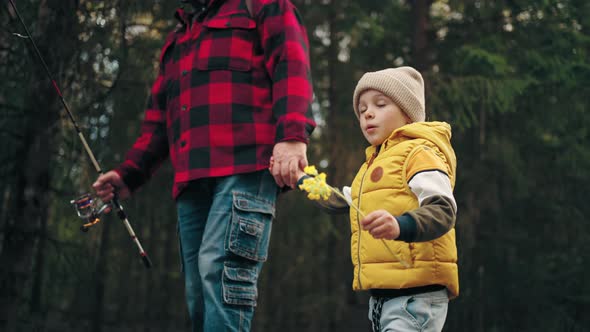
325, 2, 342, 330
30, 212, 49, 314
410, 0, 432, 71
0, 121, 52, 331
0, 1, 60, 330
325, 1, 361, 331
91, 217, 112, 332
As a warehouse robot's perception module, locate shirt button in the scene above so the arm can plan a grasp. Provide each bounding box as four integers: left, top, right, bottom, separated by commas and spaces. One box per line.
181, 105, 187, 111
182, 69, 188, 76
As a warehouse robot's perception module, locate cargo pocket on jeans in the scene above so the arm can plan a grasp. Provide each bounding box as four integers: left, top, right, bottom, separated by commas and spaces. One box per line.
226, 192, 275, 262
222, 262, 258, 307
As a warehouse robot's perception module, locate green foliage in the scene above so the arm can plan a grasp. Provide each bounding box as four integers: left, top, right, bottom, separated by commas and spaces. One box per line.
454, 46, 511, 75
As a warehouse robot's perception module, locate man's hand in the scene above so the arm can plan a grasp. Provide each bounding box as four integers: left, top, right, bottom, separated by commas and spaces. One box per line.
361, 209, 400, 240
92, 170, 130, 203
270, 141, 308, 188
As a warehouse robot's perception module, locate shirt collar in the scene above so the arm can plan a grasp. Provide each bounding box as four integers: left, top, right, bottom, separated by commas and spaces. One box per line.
175, 0, 219, 25
174, 8, 191, 25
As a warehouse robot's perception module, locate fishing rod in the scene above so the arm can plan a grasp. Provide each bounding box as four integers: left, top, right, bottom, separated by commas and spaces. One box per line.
7, 0, 152, 268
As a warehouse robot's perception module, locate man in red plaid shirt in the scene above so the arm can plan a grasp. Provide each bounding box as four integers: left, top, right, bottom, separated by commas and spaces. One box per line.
93, 0, 315, 330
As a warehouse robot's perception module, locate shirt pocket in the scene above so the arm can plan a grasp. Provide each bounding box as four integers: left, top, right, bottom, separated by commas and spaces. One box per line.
198, 15, 257, 72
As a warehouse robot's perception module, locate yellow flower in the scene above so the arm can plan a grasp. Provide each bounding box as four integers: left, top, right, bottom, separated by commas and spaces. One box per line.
303, 165, 319, 176
299, 172, 331, 201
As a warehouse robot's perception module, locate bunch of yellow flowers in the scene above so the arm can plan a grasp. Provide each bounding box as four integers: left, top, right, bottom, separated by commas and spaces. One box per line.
298, 165, 332, 201
298, 165, 365, 217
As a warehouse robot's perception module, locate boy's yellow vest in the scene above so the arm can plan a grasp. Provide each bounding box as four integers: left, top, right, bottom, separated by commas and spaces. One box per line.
350, 122, 459, 298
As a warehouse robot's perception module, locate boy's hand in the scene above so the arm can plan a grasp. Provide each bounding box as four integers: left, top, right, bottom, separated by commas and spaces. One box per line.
361, 210, 400, 240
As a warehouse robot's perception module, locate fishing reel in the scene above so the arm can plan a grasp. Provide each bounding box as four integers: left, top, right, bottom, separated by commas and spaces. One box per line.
70, 193, 110, 232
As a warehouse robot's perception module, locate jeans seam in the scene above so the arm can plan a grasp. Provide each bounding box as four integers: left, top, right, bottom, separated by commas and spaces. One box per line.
239, 307, 245, 332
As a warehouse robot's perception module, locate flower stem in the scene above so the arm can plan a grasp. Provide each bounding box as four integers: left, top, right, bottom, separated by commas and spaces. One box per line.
326, 184, 365, 217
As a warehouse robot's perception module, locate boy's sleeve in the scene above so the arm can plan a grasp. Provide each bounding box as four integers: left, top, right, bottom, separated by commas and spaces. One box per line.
396, 146, 457, 242
254, 0, 316, 143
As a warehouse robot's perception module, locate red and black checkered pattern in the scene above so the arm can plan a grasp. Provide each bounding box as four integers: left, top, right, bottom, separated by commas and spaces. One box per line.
115, 0, 315, 198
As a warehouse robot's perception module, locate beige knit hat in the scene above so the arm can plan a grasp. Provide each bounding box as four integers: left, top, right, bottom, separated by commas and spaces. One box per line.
353, 66, 425, 123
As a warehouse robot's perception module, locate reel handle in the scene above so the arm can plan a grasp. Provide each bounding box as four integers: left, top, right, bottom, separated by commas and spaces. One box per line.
71, 193, 104, 232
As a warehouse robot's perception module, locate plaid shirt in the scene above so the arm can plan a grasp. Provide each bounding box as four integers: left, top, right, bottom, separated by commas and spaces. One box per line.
115, 0, 315, 198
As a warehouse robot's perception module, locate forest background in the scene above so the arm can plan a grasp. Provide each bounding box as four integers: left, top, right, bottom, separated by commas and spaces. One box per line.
0, 0, 589, 331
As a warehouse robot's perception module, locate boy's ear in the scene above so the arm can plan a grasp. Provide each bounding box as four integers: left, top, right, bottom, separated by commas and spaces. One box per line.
404, 113, 412, 124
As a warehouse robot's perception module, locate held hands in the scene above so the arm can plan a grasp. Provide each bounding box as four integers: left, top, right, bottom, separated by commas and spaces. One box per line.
361, 209, 400, 240
270, 141, 308, 189
92, 170, 130, 203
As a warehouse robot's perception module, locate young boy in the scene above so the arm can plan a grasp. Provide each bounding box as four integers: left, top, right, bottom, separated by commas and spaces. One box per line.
300, 67, 458, 332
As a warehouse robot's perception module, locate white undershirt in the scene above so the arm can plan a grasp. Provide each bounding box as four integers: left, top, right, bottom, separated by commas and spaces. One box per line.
408, 171, 457, 212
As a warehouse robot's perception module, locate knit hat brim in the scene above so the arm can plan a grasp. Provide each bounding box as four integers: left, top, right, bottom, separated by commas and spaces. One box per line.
352, 67, 426, 123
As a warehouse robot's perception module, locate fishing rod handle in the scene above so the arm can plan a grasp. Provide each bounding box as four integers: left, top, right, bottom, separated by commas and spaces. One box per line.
112, 197, 153, 269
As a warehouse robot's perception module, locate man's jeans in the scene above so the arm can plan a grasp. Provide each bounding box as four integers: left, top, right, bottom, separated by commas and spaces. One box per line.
176, 171, 278, 332
368, 289, 449, 332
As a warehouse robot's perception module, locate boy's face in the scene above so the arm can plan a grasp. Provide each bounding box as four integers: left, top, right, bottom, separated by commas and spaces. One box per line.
358, 90, 410, 146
